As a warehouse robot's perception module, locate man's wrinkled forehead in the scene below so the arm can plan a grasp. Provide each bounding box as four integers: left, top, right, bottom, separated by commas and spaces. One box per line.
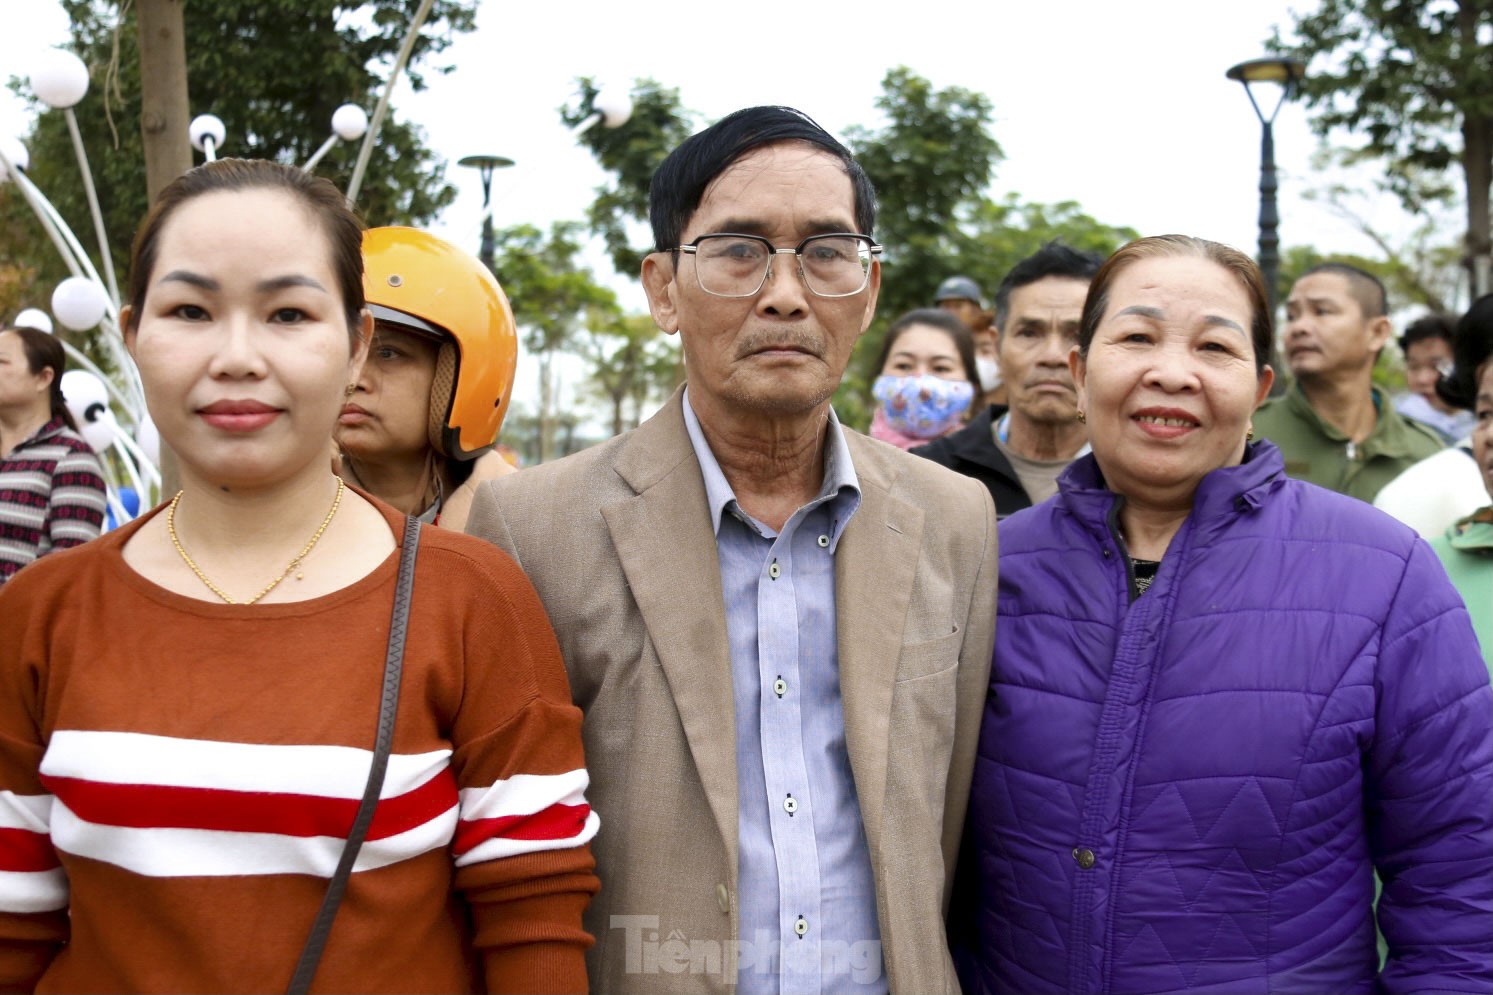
685, 143, 857, 237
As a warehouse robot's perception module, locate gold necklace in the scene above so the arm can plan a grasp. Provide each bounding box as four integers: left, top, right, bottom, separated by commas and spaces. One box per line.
167, 478, 346, 605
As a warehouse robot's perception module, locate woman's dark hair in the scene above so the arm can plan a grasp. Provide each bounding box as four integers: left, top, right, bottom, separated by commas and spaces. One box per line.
124, 158, 365, 338
1437, 293, 1493, 411
1078, 234, 1274, 376
873, 308, 978, 388
3, 326, 77, 430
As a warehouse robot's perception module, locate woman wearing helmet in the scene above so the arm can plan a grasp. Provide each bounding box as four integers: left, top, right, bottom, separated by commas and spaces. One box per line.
336, 227, 517, 531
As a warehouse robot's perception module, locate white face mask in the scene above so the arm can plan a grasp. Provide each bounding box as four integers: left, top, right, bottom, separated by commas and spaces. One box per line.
975, 355, 1003, 393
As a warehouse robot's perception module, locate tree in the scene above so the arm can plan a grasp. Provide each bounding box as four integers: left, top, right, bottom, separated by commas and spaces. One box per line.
845, 67, 1004, 325
575, 312, 681, 437
489, 221, 618, 462
9, 0, 476, 298
832, 68, 1137, 428
1269, 0, 1493, 295
564, 77, 696, 279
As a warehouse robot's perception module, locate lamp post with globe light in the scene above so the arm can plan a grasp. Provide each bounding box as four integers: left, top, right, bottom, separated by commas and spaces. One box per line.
1226, 56, 1308, 317
457, 154, 515, 274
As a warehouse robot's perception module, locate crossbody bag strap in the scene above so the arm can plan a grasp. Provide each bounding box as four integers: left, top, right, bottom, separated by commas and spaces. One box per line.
287, 513, 422, 995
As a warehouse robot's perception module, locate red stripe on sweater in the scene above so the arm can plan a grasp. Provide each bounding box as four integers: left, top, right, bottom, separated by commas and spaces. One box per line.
0, 827, 60, 872
39, 768, 458, 842
452, 803, 591, 855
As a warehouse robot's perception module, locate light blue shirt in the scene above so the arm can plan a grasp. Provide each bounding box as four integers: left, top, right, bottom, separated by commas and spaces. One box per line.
683, 390, 887, 995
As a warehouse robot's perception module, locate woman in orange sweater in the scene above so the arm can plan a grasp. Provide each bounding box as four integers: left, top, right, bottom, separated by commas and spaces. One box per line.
0, 159, 598, 993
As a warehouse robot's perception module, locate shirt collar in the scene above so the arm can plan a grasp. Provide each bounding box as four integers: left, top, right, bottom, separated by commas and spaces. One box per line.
682, 386, 861, 546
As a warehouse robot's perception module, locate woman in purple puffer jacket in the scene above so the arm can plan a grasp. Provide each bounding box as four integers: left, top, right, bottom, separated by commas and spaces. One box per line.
954, 235, 1492, 994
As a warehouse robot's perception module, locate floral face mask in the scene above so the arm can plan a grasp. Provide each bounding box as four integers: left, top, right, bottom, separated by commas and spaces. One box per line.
872, 374, 974, 439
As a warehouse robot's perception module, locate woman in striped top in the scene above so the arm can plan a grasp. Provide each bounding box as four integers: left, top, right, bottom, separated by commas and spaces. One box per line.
0, 324, 106, 585
0, 159, 598, 993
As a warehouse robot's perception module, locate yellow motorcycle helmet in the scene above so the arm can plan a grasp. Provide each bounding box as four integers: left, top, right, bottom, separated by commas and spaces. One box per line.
361, 227, 518, 461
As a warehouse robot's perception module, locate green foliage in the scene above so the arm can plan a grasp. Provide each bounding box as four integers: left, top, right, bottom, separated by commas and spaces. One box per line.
1268, 0, 1493, 273
564, 78, 695, 278
489, 221, 621, 460
490, 221, 617, 355
10, 0, 475, 301
575, 312, 681, 436
831, 70, 1138, 429
844, 67, 1003, 316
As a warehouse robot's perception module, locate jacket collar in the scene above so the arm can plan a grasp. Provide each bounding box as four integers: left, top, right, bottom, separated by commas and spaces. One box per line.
946, 405, 1006, 463
1284, 383, 1431, 459
1056, 440, 1289, 542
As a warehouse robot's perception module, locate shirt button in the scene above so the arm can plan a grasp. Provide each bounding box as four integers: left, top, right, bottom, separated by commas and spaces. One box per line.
783, 794, 798, 815
716, 883, 730, 914
768, 560, 781, 580
773, 678, 787, 698
794, 916, 808, 938
1073, 847, 1096, 869
817, 534, 829, 548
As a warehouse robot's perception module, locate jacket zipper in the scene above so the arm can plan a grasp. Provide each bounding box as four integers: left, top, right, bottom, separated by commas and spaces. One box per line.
1106, 499, 1141, 603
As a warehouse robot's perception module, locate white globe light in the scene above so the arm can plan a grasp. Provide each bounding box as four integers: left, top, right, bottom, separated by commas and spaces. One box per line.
77, 408, 118, 455
13, 308, 52, 334
189, 114, 226, 152
593, 87, 633, 129
331, 104, 368, 141
135, 412, 161, 466
51, 277, 109, 331
0, 137, 28, 182
60, 369, 111, 446
31, 49, 90, 109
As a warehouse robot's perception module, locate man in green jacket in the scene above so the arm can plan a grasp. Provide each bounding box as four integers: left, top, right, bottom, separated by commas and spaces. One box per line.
1253, 262, 1443, 502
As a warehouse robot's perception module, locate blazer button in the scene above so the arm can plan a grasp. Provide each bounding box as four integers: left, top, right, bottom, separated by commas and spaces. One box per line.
1072, 847, 1096, 869
716, 883, 730, 914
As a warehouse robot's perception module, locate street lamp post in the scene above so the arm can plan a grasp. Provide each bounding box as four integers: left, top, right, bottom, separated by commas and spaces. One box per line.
1226, 57, 1307, 318
457, 154, 515, 274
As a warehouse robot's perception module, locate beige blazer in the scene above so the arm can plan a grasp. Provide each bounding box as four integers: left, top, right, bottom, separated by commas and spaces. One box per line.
466, 390, 997, 993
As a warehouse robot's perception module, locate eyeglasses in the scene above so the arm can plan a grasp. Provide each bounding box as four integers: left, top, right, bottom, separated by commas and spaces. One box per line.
673, 233, 883, 299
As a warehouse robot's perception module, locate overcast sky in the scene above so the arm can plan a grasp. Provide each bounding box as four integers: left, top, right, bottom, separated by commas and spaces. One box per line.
2, 0, 1419, 416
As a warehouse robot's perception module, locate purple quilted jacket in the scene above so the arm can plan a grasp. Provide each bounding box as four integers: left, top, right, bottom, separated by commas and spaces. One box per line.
954, 441, 1493, 994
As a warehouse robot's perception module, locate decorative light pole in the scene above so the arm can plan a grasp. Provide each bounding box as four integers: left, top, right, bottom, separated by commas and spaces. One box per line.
457, 154, 515, 274
1226, 56, 1307, 317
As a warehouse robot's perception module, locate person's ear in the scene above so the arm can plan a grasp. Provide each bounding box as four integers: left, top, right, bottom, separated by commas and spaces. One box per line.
1069, 346, 1089, 417
120, 305, 138, 359
1253, 364, 1276, 409
858, 258, 882, 336
642, 253, 680, 336
347, 309, 373, 380
1366, 314, 1393, 353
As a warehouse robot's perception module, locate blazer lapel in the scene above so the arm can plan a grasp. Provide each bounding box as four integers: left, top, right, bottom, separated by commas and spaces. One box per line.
600, 392, 739, 866
836, 436, 924, 860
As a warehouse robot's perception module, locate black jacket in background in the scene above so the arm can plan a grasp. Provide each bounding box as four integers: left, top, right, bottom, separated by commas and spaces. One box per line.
910, 405, 1033, 519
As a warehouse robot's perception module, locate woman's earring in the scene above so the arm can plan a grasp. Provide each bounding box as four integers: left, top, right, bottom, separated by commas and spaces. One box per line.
1246, 426, 1255, 442
1076, 409, 1086, 424
344, 384, 357, 398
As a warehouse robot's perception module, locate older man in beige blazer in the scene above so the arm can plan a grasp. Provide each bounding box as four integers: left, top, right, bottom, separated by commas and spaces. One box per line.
467, 106, 996, 994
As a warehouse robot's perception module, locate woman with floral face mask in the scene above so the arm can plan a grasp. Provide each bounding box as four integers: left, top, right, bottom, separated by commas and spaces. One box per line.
869, 308, 978, 449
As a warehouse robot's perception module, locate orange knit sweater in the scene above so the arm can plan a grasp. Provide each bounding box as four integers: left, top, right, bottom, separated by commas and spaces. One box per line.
0, 498, 598, 993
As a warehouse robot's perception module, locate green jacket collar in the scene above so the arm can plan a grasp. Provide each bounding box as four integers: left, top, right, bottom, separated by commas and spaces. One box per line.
1285, 383, 1436, 459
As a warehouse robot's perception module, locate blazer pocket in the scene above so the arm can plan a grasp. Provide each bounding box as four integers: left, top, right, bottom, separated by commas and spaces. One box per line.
894, 626, 964, 684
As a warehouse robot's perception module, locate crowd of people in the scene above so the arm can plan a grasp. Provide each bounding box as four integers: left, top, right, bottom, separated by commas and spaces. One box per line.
0, 103, 1488, 994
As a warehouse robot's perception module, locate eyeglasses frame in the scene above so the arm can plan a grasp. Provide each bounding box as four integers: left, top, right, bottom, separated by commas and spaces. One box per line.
670, 232, 884, 299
